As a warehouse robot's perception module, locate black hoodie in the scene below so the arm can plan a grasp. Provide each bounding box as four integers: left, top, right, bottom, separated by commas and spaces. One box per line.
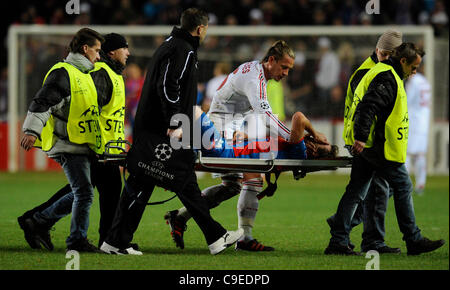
133, 26, 200, 141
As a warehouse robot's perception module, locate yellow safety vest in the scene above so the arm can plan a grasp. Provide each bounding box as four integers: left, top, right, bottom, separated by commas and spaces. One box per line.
35, 62, 102, 154
344, 62, 408, 163
92, 62, 126, 154
342, 56, 376, 143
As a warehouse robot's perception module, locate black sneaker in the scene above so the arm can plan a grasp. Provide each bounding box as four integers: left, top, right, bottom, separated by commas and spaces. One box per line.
324, 243, 361, 256
17, 216, 41, 249
362, 245, 401, 254
326, 216, 355, 250
164, 210, 187, 249
67, 239, 103, 253
20, 217, 54, 251
407, 237, 445, 256
235, 239, 275, 252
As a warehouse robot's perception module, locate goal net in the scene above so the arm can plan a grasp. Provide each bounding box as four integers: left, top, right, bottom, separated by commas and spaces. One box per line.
6, 25, 448, 174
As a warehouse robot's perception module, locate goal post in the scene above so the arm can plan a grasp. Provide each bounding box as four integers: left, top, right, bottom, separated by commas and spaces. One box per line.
7, 24, 445, 174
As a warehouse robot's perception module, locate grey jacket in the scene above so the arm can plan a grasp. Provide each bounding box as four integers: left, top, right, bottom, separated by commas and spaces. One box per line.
22, 53, 95, 157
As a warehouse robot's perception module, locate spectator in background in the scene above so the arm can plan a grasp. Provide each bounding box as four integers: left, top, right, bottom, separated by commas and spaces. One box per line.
405, 64, 431, 195
291, 0, 313, 25
285, 41, 313, 116
73, 2, 92, 25
124, 63, 144, 131
49, 8, 65, 24
235, 0, 256, 25
431, 0, 449, 37
249, 8, 264, 25
202, 61, 231, 112
143, 0, 164, 24
314, 37, 340, 117
158, 0, 183, 25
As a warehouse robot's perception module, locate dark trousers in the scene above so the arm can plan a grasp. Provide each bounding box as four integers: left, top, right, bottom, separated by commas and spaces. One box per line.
328, 176, 389, 248
106, 171, 227, 249
21, 161, 122, 246
360, 175, 390, 250
330, 154, 421, 247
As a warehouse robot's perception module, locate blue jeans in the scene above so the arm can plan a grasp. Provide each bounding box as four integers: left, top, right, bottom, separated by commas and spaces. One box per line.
330, 154, 422, 247
34, 154, 94, 246
360, 175, 390, 250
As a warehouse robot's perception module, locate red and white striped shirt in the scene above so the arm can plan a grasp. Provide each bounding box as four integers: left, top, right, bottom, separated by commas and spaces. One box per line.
208, 61, 290, 140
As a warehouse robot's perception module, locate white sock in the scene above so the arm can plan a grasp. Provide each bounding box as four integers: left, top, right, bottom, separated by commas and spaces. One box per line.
415, 154, 427, 190
237, 178, 263, 242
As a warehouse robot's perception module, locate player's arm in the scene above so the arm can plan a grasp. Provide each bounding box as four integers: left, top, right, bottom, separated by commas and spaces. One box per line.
243, 77, 291, 140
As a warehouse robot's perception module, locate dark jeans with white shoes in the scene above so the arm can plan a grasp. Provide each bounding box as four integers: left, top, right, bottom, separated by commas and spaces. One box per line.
105, 170, 227, 249
329, 154, 422, 248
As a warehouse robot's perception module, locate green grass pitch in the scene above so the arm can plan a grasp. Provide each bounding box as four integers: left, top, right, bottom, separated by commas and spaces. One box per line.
0, 171, 448, 270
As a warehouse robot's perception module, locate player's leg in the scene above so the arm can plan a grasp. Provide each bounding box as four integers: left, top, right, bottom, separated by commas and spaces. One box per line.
413, 153, 426, 194
165, 173, 242, 249
236, 172, 274, 251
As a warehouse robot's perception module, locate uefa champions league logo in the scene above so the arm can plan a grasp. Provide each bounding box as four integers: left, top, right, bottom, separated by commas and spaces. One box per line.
155, 143, 173, 161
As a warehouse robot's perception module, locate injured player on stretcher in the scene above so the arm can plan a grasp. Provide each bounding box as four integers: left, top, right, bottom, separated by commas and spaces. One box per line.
162, 106, 339, 251
193, 105, 338, 160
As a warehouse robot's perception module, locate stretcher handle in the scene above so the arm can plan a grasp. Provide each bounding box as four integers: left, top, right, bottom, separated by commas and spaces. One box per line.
196, 151, 276, 173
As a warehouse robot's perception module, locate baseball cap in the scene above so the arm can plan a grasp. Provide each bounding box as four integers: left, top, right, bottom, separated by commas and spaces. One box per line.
376, 29, 403, 52
102, 33, 128, 53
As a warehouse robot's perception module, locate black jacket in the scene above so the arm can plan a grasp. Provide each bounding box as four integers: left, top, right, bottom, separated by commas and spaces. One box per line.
133, 27, 200, 140
354, 57, 404, 167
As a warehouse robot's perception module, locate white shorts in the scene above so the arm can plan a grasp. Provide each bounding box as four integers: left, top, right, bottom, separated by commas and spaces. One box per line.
407, 134, 428, 154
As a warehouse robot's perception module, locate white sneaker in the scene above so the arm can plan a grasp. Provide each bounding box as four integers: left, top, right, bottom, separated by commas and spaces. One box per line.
208, 228, 244, 255
100, 241, 143, 255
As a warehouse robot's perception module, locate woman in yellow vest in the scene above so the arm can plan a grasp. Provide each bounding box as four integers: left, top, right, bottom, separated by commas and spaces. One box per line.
19, 28, 105, 253
18, 33, 135, 252
325, 43, 445, 256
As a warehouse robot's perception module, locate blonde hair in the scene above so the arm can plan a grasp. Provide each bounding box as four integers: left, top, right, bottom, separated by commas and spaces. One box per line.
262, 40, 295, 62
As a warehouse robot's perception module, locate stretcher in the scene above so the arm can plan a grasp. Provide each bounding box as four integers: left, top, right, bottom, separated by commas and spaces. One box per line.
195, 152, 352, 179
101, 140, 353, 180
